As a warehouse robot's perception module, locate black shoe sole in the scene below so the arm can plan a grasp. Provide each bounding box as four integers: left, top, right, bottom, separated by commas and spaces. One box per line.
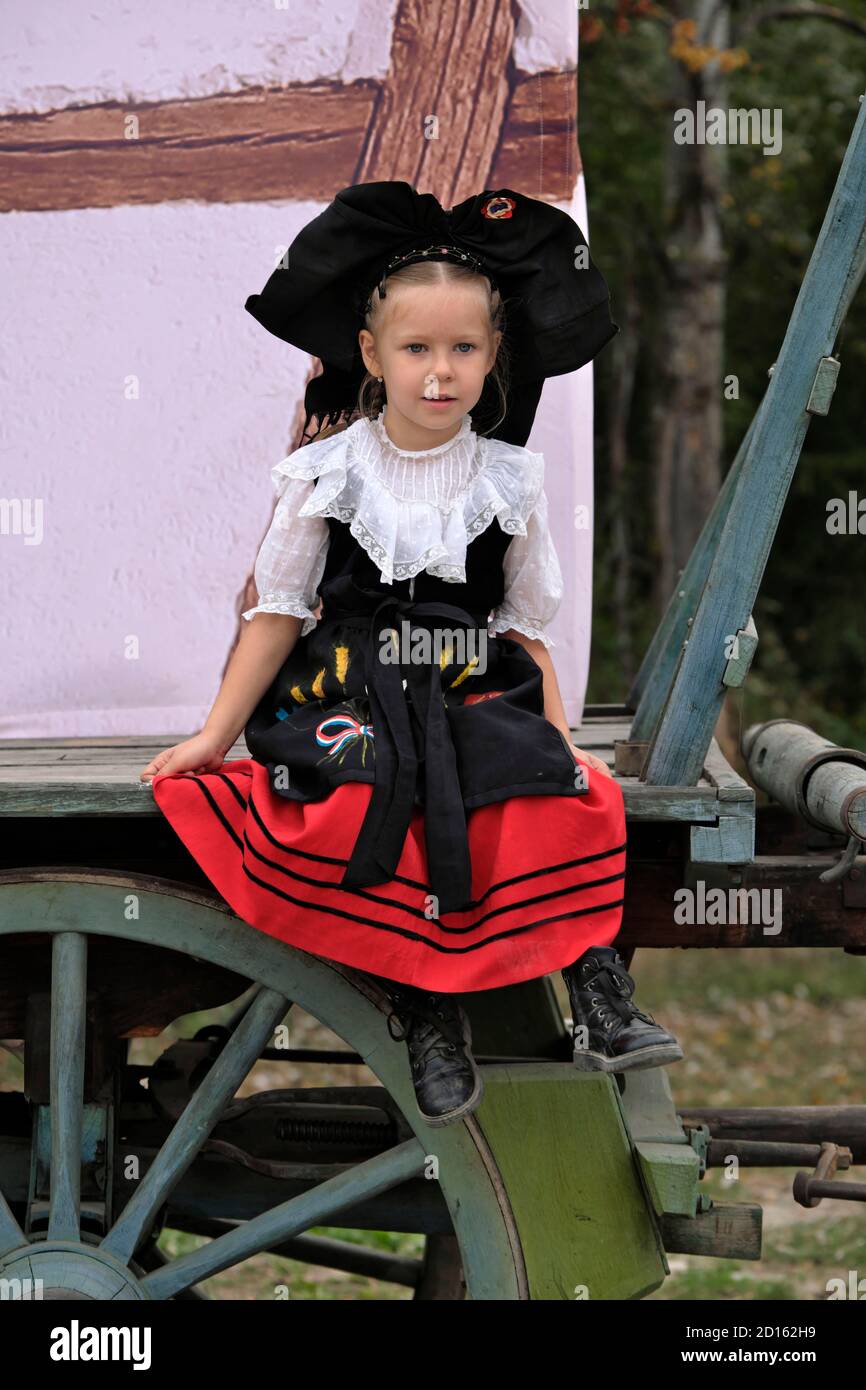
414, 1012, 485, 1128
571, 1041, 684, 1073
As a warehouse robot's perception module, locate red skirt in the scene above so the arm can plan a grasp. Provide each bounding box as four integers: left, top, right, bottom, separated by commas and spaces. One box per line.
152, 758, 627, 993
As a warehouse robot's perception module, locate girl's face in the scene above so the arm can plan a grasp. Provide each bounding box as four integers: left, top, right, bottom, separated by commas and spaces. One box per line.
358, 282, 501, 450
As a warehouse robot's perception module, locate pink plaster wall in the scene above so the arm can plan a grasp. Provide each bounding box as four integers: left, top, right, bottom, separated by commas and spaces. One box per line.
1, 1, 597, 736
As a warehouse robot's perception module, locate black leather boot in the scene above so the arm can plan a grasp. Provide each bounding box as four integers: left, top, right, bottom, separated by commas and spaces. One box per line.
562, 946, 683, 1073
384, 984, 483, 1126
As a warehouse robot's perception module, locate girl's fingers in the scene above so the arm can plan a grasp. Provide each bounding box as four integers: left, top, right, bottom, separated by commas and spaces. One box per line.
572, 747, 614, 780
139, 748, 177, 781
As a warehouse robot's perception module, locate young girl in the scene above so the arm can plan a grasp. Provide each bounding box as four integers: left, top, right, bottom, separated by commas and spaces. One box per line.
140, 182, 682, 1129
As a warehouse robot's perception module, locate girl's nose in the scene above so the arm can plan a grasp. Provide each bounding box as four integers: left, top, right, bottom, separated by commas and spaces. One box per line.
430, 360, 454, 382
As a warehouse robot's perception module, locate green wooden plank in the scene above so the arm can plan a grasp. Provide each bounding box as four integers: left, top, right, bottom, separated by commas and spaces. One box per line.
635, 1141, 701, 1218
0, 731, 747, 828
618, 1067, 693, 1145
643, 97, 866, 786
628, 394, 765, 731
473, 1064, 667, 1300
0, 775, 727, 822
662, 1203, 762, 1260
690, 812, 755, 864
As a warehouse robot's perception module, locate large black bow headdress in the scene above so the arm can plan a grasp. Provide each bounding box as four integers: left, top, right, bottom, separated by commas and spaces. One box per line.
245, 181, 619, 447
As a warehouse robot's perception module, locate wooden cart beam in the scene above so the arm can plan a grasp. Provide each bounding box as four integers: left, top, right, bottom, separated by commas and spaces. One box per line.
640, 94, 866, 787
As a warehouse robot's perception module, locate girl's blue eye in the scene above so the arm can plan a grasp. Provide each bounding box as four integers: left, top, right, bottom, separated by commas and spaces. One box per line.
405, 343, 475, 353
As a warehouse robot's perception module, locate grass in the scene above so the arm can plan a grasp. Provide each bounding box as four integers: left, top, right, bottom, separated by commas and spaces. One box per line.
623, 947, 866, 1301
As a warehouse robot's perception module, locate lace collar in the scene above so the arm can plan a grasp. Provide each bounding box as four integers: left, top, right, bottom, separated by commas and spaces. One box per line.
271, 409, 544, 585
365, 408, 476, 459
350, 410, 485, 508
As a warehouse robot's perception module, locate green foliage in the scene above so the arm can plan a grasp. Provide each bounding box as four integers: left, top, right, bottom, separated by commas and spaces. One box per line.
582, 3, 866, 744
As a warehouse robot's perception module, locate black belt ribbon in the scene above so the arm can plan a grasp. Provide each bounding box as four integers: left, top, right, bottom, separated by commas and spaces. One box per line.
339, 595, 482, 914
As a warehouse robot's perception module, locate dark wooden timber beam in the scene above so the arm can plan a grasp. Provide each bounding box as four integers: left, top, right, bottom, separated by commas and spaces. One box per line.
0, 70, 580, 213
0, 85, 381, 212
355, 0, 514, 201
620, 855, 866, 949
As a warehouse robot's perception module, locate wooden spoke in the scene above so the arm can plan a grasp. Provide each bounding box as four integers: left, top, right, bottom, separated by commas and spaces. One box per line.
0, 1190, 26, 1260
101, 986, 290, 1266
134, 1241, 211, 1299
0, 875, 528, 1298
139, 1137, 428, 1299
47, 932, 88, 1242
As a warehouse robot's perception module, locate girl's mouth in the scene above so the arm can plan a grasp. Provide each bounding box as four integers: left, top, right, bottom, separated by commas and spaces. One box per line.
423, 395, 456, 403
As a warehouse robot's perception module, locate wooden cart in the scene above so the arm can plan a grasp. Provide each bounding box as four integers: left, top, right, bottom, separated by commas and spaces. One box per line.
2, 95, 866, 1302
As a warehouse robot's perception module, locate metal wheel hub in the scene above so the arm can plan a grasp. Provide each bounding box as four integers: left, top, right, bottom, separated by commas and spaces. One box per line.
0, 1239, 149, 1300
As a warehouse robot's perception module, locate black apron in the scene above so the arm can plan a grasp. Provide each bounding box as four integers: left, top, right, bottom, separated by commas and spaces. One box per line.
244, 516, 586, 913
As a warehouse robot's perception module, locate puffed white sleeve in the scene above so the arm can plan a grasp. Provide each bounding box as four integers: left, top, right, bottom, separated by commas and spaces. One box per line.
487, 484, 563, 649
241, 473, 330, 634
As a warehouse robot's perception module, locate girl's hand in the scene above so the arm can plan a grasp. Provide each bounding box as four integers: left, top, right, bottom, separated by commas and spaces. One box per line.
568, 742, 613, 780
139, 730, 231, 783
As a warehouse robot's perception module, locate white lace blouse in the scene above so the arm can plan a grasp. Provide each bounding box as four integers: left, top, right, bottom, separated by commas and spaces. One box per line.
242, 408, 564, 648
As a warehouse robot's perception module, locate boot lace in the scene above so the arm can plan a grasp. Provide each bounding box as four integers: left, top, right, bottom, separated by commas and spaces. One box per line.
386, 993, 467, 1071
586, 960, 656, 1030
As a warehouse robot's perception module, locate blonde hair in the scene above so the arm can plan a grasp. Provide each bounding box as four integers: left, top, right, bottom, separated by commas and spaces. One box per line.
355, 258, 510, 435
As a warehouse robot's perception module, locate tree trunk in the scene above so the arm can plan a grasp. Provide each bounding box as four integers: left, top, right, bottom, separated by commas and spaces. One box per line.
651, 0, 730, 615
604, 276, 641, 688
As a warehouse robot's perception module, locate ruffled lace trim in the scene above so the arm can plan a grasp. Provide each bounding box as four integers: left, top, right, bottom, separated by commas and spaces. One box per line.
270, 413, 544, 586
488, 608, 556, 650
242, 589, 320, 636
368, 409, 475, 459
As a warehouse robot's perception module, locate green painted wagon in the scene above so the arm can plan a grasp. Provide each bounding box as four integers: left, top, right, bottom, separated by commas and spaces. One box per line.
3, 97, 866, 1302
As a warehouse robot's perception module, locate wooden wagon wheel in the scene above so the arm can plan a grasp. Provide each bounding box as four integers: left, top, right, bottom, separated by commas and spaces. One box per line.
0, 870, 527, 1301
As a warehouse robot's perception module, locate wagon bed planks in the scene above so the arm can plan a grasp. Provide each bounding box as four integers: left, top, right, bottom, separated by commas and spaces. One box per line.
0, 727, 754, 826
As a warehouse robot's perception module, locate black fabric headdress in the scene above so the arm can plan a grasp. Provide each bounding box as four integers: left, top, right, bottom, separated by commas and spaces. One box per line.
245, 181, 619, 447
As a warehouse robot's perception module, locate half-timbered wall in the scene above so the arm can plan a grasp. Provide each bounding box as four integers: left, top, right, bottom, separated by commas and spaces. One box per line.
1, 0, 598, 735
